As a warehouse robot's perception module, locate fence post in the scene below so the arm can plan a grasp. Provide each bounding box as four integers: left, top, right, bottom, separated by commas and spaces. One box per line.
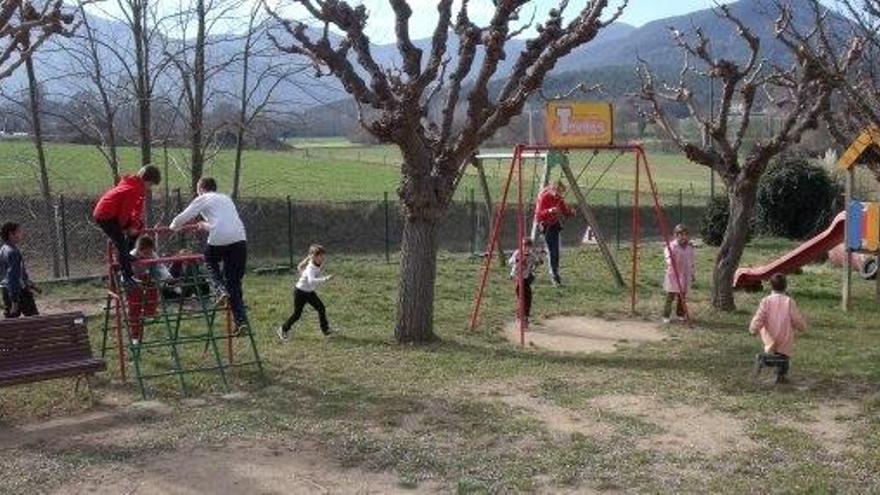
384, 191, 391, 263
678, 188, 683, 225
615, 191, 621, 251
287, 195, 294, 268
59, 195, 70, 278
470, 188, 477, 254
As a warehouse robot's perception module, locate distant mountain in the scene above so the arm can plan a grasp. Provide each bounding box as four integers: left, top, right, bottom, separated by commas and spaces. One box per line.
3, 0, 851, 129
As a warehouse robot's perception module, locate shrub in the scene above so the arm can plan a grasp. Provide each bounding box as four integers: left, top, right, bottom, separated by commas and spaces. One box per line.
700, 195, 730, 247
755, 156, 838, 239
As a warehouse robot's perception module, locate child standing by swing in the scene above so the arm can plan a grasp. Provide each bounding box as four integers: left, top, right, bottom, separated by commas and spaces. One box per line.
277, 244, 333, 340
508, 238, 542, 325
662, 224, 695, 324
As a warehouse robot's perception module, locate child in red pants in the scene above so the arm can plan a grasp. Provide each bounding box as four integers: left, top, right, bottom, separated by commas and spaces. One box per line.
127, 236, 174, 346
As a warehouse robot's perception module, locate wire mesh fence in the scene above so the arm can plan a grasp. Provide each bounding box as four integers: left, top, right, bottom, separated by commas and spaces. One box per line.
0, 188, 711, 280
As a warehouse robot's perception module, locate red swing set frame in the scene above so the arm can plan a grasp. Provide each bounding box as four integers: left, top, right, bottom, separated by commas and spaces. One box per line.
469, 142, 691, 345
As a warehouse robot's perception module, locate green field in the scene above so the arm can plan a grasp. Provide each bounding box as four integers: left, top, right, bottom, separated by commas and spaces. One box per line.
1, 241, 879, 492
0, 140, 715, 205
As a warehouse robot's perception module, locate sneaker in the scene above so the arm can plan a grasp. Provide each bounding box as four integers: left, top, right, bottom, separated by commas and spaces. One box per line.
131, 338, 140, 348
276, 326, 289, 341
662, 317, 671, 324
775, 375, 790, 385
234, 323, 250, 336
214, 292, 229, 309
552, 277, 563, 287
322, 328, 336, 337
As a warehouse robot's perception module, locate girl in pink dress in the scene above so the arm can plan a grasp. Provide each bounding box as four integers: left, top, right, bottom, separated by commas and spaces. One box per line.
663, 224, 695, 323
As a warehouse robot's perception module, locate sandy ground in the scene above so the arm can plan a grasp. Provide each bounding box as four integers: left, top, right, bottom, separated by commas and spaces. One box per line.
504, 315, 668, 354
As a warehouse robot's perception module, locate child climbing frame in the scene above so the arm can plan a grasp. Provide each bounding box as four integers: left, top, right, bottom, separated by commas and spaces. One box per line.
100, 225, 264, 398
469, 143, 688, 346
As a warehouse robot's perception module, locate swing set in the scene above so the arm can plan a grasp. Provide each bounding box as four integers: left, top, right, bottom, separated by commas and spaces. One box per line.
100, 225, 264, 399
469, 101, 691, 345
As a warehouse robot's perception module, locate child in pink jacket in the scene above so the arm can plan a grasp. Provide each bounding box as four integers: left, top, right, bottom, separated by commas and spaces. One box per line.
662, 224, 695, 323
749, 273, 808, 384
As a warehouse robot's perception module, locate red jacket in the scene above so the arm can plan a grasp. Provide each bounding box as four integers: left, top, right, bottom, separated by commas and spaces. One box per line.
535, 186, 574, 225
93, 175, 146, 231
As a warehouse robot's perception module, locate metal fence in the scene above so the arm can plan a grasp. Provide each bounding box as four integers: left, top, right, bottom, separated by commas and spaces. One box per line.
0, 188, 710, 280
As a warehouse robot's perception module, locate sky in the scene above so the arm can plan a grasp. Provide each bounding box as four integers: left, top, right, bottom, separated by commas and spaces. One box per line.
347, 0, 718, 44
86, 0, 721, 41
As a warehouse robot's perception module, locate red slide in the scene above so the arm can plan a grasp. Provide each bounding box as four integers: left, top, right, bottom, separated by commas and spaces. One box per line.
733, 211, 846, 290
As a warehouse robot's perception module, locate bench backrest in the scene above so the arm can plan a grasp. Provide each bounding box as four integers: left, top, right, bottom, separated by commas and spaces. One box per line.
0, 312, 94, 373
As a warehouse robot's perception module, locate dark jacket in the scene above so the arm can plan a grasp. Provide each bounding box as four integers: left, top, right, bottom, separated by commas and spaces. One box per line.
0, 242, 30, 302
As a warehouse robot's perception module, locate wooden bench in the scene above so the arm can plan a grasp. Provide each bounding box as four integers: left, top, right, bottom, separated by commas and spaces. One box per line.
0, 312, 106, 391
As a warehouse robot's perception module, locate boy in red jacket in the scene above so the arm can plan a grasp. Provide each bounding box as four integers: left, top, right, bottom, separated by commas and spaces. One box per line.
534, 180, 574, 286
93, 165, 161, 288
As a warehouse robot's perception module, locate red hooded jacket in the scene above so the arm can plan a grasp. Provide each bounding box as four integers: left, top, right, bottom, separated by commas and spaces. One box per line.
534, 185, 574, 226
92, 175, 146, 231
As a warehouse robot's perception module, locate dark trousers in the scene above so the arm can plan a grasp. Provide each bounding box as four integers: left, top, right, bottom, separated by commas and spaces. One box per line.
205, 241, 248, 325
2, 287, 38, 318
663, 292, 686, 318
96, 219, 136, 281
283, 288, 329, 333
759, 352, 791, 380
515, 274, 534, 319
542, 222, 562, 282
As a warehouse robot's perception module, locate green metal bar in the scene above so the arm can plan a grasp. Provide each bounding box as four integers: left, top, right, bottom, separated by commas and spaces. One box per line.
156, 280, 189, 396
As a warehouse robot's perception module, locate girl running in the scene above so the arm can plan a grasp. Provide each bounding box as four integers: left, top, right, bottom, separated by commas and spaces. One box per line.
277, 244, 333, 340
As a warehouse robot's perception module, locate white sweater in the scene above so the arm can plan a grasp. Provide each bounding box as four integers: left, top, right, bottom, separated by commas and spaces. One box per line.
296, 261, 330, 292
170, 192, 246, 246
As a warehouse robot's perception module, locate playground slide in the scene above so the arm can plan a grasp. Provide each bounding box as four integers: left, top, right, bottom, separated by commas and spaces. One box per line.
733, 211, 846, 290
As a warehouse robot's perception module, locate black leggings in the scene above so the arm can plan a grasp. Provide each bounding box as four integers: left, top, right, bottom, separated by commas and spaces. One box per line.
515, 274, 534, 319
96, 219, 136, 280
283, 288, 329, 334
205, 241, 248, 326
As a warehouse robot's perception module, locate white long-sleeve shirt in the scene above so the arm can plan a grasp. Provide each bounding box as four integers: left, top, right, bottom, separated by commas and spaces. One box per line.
169, 192, 247, 246
295, 261, 330, 292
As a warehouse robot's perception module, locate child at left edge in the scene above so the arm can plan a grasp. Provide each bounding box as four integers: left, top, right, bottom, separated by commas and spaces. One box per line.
0, 222, 40, 318
508, 238, 542, 326
662, 224, 696, 324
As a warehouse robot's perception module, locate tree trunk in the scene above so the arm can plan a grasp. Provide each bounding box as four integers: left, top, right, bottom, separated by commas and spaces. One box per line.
711, 178, 758, 310
395, 211, 440, 343
232, 129, 245, 201
133, 1, 151, 168
25, 55, 60, 278
394, 141, 445, 344
190, 0, 206, 195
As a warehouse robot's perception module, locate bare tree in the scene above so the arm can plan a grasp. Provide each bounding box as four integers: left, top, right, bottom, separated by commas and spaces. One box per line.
231, 3, 302, 200
636, 4, 847, 310
268, 0, 626, 343
165, 0, 245, 194
784, 1, 879, 170
47, 4, 132, 183
0, 0, 74, 80
86, 0, 171, 169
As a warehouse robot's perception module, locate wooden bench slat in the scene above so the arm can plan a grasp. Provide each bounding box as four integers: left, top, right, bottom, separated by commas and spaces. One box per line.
0, 312, 106, 390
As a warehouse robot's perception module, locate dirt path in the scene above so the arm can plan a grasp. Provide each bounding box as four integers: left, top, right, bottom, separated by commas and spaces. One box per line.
1, 403, 429, 495
504, 316, 667, 354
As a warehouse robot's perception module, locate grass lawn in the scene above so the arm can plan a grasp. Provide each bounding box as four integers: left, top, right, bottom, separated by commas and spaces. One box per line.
1, 238, 879, 493
0, 140, 713, 205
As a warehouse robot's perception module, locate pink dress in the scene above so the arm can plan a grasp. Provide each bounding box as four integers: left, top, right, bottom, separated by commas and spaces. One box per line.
749, 292, 807, 356
663, 242, 695, 294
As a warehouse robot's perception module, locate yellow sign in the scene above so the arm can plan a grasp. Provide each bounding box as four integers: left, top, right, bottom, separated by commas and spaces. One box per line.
545, 101, 614, 147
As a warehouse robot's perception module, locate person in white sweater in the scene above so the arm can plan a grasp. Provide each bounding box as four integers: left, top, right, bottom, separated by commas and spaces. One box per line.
277, 244, 333, 340
169, 177, 250, 333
